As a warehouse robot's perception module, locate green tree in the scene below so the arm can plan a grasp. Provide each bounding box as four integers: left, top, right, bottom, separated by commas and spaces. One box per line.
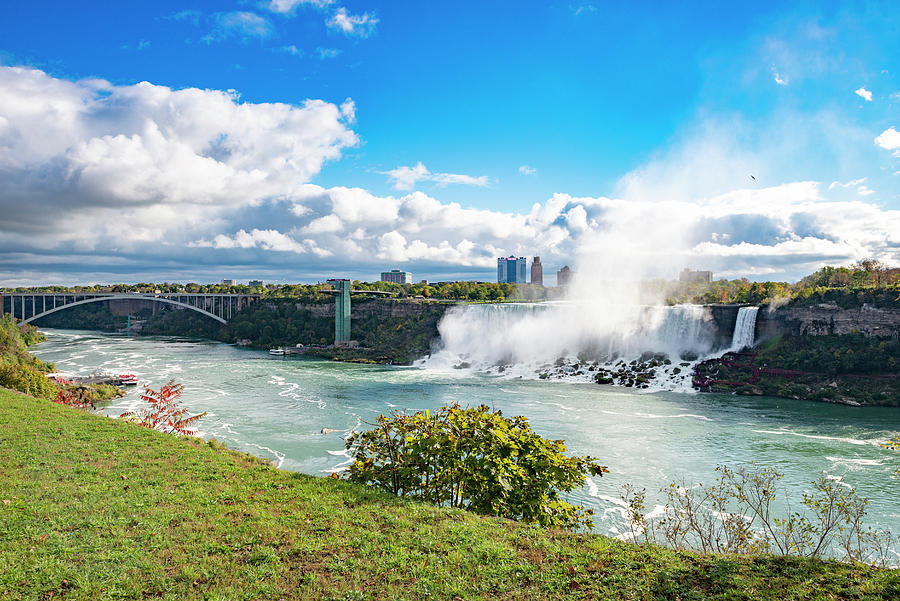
344, 403, 608, 530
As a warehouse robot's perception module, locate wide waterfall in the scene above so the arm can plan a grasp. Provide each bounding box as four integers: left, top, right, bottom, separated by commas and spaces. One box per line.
419, 302, 733, 390
730, 306, 759, 351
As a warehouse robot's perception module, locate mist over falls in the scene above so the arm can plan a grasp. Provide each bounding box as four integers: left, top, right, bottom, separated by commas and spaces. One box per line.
420, 303, 758, 391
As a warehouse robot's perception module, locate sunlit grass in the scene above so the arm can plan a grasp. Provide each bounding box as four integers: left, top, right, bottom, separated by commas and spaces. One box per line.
1, 386, 897, 600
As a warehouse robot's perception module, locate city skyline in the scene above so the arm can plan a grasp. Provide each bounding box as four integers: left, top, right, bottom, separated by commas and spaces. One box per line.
1, 1, 898, 286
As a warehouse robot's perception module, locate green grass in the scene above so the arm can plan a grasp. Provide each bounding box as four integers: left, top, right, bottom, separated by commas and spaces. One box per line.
1, 387, 897, 600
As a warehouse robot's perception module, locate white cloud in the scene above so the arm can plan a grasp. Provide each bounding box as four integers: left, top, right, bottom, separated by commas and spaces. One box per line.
281, 44, 303, 56
266, 0, 334, 14
3, 68, 899, 284
0, 65, 357, 248
854, 87, 873, 102
382, 162, 490, 191
773, 70, 788, 85
518, 165, 537, 175
205, 11, 274, 43
875, 127, 900, 151
327, 8, 378, 37
316, 47, 340, 59
572, 4, 597, 16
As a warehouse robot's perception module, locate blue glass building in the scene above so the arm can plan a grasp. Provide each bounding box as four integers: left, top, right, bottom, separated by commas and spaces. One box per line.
497, 256, 527, 283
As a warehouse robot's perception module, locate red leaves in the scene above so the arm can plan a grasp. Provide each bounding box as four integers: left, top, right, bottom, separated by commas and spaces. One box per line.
52, 389, 95, 410
120, 380, 206, 436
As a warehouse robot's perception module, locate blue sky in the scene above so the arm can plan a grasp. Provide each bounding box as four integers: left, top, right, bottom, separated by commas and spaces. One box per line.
1, 1, 898, 285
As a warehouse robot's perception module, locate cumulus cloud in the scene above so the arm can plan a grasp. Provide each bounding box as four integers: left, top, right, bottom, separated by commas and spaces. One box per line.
2, 67, 899, 286
854, 87, 873, 102
382, 162, 491, 191
0, 65, 357, 248
519, 165, 537, 175
875, 127, 900, 153
327, 8, 378, 37
181, 180, 900, 288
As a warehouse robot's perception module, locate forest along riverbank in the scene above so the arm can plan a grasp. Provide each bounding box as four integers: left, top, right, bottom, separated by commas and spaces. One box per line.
29, 328, 900, 553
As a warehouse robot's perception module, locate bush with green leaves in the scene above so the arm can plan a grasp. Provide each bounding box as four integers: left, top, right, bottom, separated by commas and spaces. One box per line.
344, 403, 608, 530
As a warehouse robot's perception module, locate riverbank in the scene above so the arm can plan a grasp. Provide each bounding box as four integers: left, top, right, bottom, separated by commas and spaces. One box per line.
693, 334, 900, 406
1, 386, 897, 600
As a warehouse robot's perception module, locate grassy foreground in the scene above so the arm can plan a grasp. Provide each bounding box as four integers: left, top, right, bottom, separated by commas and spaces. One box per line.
1, 389, 898, 601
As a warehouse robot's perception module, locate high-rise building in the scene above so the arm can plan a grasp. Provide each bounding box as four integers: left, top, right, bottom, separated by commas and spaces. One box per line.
530, 256, 543, 286
248, 280, 264, 287
381, 269, 412, 284
221, 279, 236, 286
497, 256, 527, 283
556, 266, 573, 287
679, 268, 713, 284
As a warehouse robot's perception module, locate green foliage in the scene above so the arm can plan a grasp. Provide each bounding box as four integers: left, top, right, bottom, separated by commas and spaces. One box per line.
665, 259, 900, 307
31, 301, 130, 331
756, 334, 900, 375
345, 403, 609, 530
0, 314, 58, 399
0, 361, 59, 399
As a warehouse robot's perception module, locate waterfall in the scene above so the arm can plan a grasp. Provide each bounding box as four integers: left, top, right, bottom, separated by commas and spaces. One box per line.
419, 301, 722, 390
730, 306, 759, 351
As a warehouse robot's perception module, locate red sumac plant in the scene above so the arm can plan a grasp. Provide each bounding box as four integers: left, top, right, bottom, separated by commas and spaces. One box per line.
120, 380, 206, 436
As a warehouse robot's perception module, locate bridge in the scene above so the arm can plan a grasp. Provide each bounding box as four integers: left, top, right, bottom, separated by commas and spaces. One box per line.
324, 280, 393, 344
0, 292, 260, 325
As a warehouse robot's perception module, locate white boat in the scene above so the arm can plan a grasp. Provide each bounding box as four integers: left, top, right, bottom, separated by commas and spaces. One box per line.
118, 374, 139, 386
268, 348, 286, 355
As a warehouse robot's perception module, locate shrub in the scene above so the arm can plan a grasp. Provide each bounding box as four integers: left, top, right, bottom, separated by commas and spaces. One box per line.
53, 389, 95, 410
344, 403, 608, 530
120, 380, 206, 436
0, 362, 59, 399
623, 465, 894, 565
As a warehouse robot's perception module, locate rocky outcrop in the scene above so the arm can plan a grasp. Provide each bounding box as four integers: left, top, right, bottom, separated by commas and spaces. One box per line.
757, 303, 900, 340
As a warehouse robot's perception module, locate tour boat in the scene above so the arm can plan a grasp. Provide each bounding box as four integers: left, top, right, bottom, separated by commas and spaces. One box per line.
118, 374, 139, 386
268, 348, 286, 356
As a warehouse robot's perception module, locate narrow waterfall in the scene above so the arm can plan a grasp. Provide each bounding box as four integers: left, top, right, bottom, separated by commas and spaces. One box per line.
730, 306, 759, 351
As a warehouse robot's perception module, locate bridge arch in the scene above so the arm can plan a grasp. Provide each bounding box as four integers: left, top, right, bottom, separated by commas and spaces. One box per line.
22, 295, 228, 325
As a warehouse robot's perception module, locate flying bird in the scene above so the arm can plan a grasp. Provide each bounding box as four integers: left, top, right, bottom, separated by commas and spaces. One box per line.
750, 175, 756, 181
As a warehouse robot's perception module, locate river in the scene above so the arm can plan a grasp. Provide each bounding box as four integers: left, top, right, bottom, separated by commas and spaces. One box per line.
31, 328, 900, 551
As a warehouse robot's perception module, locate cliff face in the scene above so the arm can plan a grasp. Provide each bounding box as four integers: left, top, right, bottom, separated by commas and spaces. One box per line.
292, 299, 449, 320
703, 302, 900, 345
757, 303, 900, 340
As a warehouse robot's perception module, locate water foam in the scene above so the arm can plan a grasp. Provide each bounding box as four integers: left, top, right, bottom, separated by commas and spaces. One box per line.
418, 301, 731, 390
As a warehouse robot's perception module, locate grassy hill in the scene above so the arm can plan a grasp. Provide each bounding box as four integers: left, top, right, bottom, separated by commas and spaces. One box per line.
1, 387, 897, 600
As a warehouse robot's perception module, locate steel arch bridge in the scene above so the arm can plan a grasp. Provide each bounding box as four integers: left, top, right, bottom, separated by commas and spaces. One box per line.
0, 293, 260, 325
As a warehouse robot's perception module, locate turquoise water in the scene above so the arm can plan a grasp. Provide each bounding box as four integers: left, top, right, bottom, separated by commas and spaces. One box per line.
31, 329, 900, 549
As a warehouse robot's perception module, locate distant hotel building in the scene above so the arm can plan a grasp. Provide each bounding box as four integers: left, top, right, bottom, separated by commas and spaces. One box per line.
497, 256, 527, 283
248, 280, 264, 287
221, 279, 236, 286
530, 256, 543, 286
556, 266, 573, 287
679, 268, 713, 284
381, 269, 412, 284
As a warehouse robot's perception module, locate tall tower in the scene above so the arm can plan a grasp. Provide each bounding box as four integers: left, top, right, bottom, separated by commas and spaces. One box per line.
497, 256, 527, 283
327, 279, 351, 344
530, 256, 543, 286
